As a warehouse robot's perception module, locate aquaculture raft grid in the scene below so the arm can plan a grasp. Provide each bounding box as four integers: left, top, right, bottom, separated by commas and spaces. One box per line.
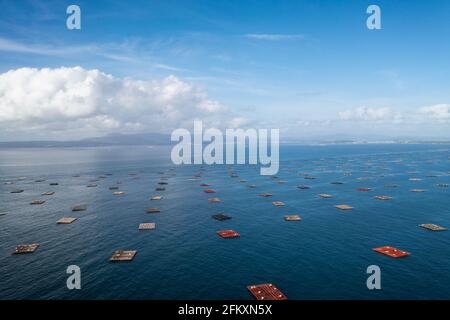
247, 283, 287, 300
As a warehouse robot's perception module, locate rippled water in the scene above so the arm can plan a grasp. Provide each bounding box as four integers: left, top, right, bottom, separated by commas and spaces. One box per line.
0, 144, 449, 299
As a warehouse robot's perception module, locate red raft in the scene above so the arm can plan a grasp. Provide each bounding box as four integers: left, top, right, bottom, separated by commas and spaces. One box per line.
356, 187, 371, 191
203, 189, 216, 193
217, 230, 240, 238
247, 283, 287, 300
373, 246, 410, 258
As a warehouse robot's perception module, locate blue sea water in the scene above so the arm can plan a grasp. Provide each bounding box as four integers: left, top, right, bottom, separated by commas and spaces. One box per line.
0, 144, 449, 300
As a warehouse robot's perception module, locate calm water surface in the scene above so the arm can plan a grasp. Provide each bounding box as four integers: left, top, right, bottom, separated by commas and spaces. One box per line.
0, 144, 449, 299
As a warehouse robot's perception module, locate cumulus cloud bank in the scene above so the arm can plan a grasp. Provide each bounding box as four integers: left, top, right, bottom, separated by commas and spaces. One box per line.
419, 104, 450, 121
339, 106, 397, 121
0, 67, 235, 139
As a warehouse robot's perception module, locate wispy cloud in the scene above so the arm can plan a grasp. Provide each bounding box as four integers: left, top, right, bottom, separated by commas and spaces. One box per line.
244, 33, 305, 41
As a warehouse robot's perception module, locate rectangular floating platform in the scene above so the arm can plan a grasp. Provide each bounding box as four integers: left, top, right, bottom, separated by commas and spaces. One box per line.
146, 207, 160, 213
13, 243, 39, 254
208, 197, 221, 203
284, 215, 301, 221
139, 223, 156, 230
272, 201, 285, 206
110, 250, 137, 261
258, 193, 273, 197
373, 246, 410, 258
247, 283, 287, 300
203, 189, 216, 193
57, 217, 77, 224
30, 200, 45, 205
419, 224, 447, 231
437, 184, 448, 187
212, 214, 231, 221
217, 230, 240, 238
41, 191, 55, 196
151, 195, 162, 200
410, 189, 426, 193
375, 195, 392, 200
319, 194, 333, 198
335, 204, 353, 210
72, 204, 87, 212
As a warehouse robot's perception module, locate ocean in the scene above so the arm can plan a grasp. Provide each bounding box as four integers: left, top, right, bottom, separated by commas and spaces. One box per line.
0, 144, 449, 299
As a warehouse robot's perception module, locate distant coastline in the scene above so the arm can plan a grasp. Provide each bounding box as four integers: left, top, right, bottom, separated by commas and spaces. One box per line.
0, 132, 449, 149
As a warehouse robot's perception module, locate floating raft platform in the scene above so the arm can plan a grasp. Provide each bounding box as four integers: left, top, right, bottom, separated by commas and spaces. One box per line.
374, 195, 392, 200
208, 197, 221, 203
146, 207, 160, 213
30, 200, 45, 205
151, 195, 162, 200
373, 246, 410, 258
437, 183, 448, 188
419, 224, 447, 231
139, 223, 156, 230
335, 204, 353, 210
13, 244, 39, 254
203, 189, 216, 193
72, 204, 87, 212
247, 283, 287, 300
41, 191, 55, 196
284, 215, 301, 221
57, 217, 77, 224
410, 189, 426, 193
272, 201, 285, 206
258, 193, 273, 197
217, 230, 240, 238
212, 214, 231, 221
110, 250, 137, 262
319, 194, 333, 198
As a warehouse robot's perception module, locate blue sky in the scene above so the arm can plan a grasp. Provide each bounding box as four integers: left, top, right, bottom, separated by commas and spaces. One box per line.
0, 0, 449, 140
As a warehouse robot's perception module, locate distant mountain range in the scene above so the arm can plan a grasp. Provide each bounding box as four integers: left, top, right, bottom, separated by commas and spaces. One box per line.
0, 132, 449, 148
0, 133, 171, 148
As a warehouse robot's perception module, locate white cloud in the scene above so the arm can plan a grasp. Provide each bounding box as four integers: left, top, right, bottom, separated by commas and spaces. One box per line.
419, 104, 450, 122
244, 34, 304, 41
339, 106, 396, 121
0, 67, 232, 139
